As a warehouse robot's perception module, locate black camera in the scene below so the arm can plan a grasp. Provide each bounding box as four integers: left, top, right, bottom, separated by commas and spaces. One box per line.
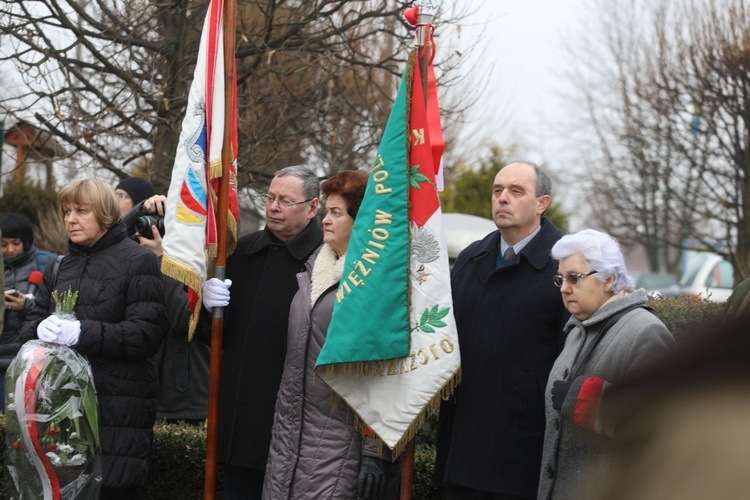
134, 215, 165, 239
121, 200, 166, 240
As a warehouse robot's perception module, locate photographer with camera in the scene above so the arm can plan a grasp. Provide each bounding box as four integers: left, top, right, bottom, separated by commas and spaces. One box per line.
115, 177, 157, 219
130, 193, 210, 425
128, 195, 167, 252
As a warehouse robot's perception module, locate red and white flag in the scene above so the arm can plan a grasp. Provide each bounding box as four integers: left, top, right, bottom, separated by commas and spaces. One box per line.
161, 0, 239, 338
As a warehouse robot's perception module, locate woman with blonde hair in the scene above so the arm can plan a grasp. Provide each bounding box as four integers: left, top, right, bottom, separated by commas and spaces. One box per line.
22, 178, 165, 500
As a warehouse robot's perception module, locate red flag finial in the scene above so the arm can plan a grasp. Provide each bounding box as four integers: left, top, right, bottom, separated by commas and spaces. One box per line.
402, 6, 419, 27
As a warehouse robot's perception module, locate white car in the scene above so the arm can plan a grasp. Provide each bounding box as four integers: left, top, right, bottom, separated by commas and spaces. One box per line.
630, 272, 679, 298
442, 213, 498, 268
666, 252, 734, 302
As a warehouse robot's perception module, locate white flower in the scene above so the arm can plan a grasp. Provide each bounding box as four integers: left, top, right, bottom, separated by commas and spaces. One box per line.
8, 392, 14, 401
57, 444, 75, 454
6, 403, 14, 411
46, 452, 61, 465
67, 454, 86, 466
69, 432, 79, 440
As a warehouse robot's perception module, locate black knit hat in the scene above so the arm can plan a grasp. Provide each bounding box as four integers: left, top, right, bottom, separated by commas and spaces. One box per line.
115, 177, 157, 205
0, 213, 34, 251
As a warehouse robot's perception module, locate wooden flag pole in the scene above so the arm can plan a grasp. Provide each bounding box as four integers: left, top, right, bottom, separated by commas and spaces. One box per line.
203, 0, 236, 496
400, 3, 433, 499
399, 439, 416, 500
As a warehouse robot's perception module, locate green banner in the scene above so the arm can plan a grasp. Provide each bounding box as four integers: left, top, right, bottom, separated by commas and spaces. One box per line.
315, 65, 412, 366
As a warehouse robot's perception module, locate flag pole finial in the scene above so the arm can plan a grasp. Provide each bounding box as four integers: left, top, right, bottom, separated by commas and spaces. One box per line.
414, 0, 435, 48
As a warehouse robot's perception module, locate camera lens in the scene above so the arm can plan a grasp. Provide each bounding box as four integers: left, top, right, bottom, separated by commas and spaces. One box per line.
134, 215, 165, 239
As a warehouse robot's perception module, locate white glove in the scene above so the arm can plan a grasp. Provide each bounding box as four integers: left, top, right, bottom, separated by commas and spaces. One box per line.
58, 319, 81, 346
202, 278, 232, 311
37, 316, 62, 342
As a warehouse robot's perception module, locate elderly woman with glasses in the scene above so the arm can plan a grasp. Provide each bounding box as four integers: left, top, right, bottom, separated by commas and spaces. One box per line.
537, 229, 674, 500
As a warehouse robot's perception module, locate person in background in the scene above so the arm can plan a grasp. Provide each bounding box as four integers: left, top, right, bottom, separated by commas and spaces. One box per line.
1, 213, 57, 410
140, 194, 210, 425
434, 161, 569, 500
537, 229, 674, 500
21, 178, 165, 500
263, 170, 399, 499
115, 176, 157, 218
588, 310, 750, 500
200, 166, 323, 500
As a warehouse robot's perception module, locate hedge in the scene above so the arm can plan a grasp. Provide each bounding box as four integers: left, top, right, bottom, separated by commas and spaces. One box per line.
0, 297, 726, 499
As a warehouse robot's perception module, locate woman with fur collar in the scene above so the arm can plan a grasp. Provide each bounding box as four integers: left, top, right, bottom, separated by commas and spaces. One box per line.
263, 170, 399, 500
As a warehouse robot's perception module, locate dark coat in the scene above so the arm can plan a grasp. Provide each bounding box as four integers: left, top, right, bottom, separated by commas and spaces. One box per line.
2, 248, 55, 370
156, 273, 209, 421
21, 223, 165, 489
434, 218, 569, 499
212, 221, 323, 470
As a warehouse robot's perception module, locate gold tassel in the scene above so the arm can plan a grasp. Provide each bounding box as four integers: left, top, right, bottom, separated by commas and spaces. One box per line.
209, 158, 223, 179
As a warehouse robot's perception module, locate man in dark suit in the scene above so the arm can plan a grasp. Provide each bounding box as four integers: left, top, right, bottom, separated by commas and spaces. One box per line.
201, 166, 322, 500
434, 161, 570, 499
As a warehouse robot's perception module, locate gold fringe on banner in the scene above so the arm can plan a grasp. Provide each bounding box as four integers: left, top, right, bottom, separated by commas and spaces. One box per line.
319, 363, 462, 460
390, 365, 461, 458
209, 157, 223, 180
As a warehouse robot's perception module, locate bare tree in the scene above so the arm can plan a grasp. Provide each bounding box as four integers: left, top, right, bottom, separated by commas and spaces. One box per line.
0, 0, 478, 200
567, 0, 750, 280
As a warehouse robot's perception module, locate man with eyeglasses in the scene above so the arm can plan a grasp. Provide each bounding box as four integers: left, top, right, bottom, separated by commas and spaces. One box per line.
435, 161, 570, 500
200, 166, 322, 500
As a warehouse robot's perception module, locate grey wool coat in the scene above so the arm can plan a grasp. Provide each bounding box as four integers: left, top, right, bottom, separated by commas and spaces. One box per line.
537, 289, 674, 500
263, 244, 393, 499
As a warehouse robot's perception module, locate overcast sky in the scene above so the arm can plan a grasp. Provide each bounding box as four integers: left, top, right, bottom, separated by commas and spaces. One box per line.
473, 1, 587, 159
452, 0, 591, 226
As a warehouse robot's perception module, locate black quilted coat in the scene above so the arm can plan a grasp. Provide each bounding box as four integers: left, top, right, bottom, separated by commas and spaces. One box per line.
21, 222, 165, 489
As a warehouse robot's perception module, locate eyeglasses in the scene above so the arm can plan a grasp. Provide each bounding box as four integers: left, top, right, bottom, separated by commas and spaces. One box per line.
260, 193, 313, 210
553, 270, 598, 287
115, 192, 131, 201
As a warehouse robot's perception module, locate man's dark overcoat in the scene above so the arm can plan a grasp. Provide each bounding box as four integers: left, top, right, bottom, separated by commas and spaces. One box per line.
156, 274, 210, 422
213, 221, 322, 470
435, 217, 569, 498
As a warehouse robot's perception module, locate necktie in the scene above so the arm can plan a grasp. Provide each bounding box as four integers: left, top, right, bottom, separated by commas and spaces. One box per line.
504, 247, 515, 261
